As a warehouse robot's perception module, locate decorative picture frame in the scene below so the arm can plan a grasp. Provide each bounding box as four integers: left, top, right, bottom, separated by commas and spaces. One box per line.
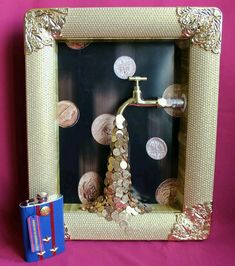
25, 7, 222, 240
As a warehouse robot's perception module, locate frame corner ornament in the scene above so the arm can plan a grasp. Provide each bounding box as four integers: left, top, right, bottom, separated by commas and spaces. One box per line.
168, 202, 212, 240
24, 8, 68, 55
176, 7, 222, 54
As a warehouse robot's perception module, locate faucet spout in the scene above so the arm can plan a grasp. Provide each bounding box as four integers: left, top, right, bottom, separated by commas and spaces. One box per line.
117, 76, 186, 115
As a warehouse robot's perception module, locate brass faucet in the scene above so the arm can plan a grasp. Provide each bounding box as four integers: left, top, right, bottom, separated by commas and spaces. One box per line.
117, 76, 185, 115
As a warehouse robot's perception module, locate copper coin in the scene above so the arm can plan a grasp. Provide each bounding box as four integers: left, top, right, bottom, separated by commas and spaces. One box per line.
78, 171, 102, 204
155, 178, 178, 205
162, 84, 186, 117
113, 56, 136, 79
146, 137, 167, 160
91, 114, 115, 145
57, 100, 79, 128
66, 41, 90, 50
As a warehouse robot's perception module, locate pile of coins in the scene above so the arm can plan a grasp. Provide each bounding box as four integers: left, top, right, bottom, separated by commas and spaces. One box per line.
83, 114, 152, 233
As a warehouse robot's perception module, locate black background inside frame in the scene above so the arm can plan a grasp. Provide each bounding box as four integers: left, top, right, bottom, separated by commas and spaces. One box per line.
58, 40, 188, 204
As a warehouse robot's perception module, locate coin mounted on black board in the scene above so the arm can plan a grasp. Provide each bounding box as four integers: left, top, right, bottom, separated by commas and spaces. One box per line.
58, 39, 189, 233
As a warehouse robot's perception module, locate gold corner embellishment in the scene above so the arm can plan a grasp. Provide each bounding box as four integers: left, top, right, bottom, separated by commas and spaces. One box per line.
177, 7, 222, 54
168, 202, 212, 240
25, 8, 68, 55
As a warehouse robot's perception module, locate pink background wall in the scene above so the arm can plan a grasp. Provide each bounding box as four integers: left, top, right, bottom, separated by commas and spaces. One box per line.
0, 0, 234, 265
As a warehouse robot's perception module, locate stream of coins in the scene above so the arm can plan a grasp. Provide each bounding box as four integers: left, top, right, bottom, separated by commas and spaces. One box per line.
82, 114, 152, 233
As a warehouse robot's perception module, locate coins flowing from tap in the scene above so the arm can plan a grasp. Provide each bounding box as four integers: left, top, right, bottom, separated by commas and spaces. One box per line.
82, 114, 152, 233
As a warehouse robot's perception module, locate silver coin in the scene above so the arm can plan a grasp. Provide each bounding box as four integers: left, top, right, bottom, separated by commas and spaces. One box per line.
126, 206, 138, 216
120, 160, 128, 169
116, 187, 124, 194
91, 114, 115, 145
116, 130, 124, 138
146, 137, 167, 160
78, 171, 102, 204
131, 208, 139, 216
116, 192, 123, 198
126, 206, 133, 215
113, 182, 119, 189
113, 148, 121, 156
123, 180, 130, 189
113, 56, 136, 79
113, 172, 121, 180
121, 195, 129, 204
115, 114, 126, 129
117, 179, 123, 186
122, 170, 130, 178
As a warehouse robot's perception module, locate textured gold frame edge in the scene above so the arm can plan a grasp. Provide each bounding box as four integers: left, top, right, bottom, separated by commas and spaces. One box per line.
25, 7, 222, 240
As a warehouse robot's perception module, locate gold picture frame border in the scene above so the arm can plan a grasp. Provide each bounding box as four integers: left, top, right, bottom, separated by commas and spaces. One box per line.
25, 7, 222, 240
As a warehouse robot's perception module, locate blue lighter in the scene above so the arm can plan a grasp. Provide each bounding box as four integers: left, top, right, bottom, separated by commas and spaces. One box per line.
19, 193, 65, 262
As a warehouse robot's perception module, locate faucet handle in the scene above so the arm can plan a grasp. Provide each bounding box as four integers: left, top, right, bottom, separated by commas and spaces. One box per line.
129, 76, 147, 81
129, 76, 147, 89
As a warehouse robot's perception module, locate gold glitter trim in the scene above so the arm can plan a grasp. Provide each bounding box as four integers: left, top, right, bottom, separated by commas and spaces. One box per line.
25, 8, 68, 54
177, 7, 222, 53
168, 202, 212, 240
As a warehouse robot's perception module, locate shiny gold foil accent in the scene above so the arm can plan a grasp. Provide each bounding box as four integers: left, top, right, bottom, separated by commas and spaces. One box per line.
177, 7, 222, 53
168, 202, 212, 240
25, 8, 68, 54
